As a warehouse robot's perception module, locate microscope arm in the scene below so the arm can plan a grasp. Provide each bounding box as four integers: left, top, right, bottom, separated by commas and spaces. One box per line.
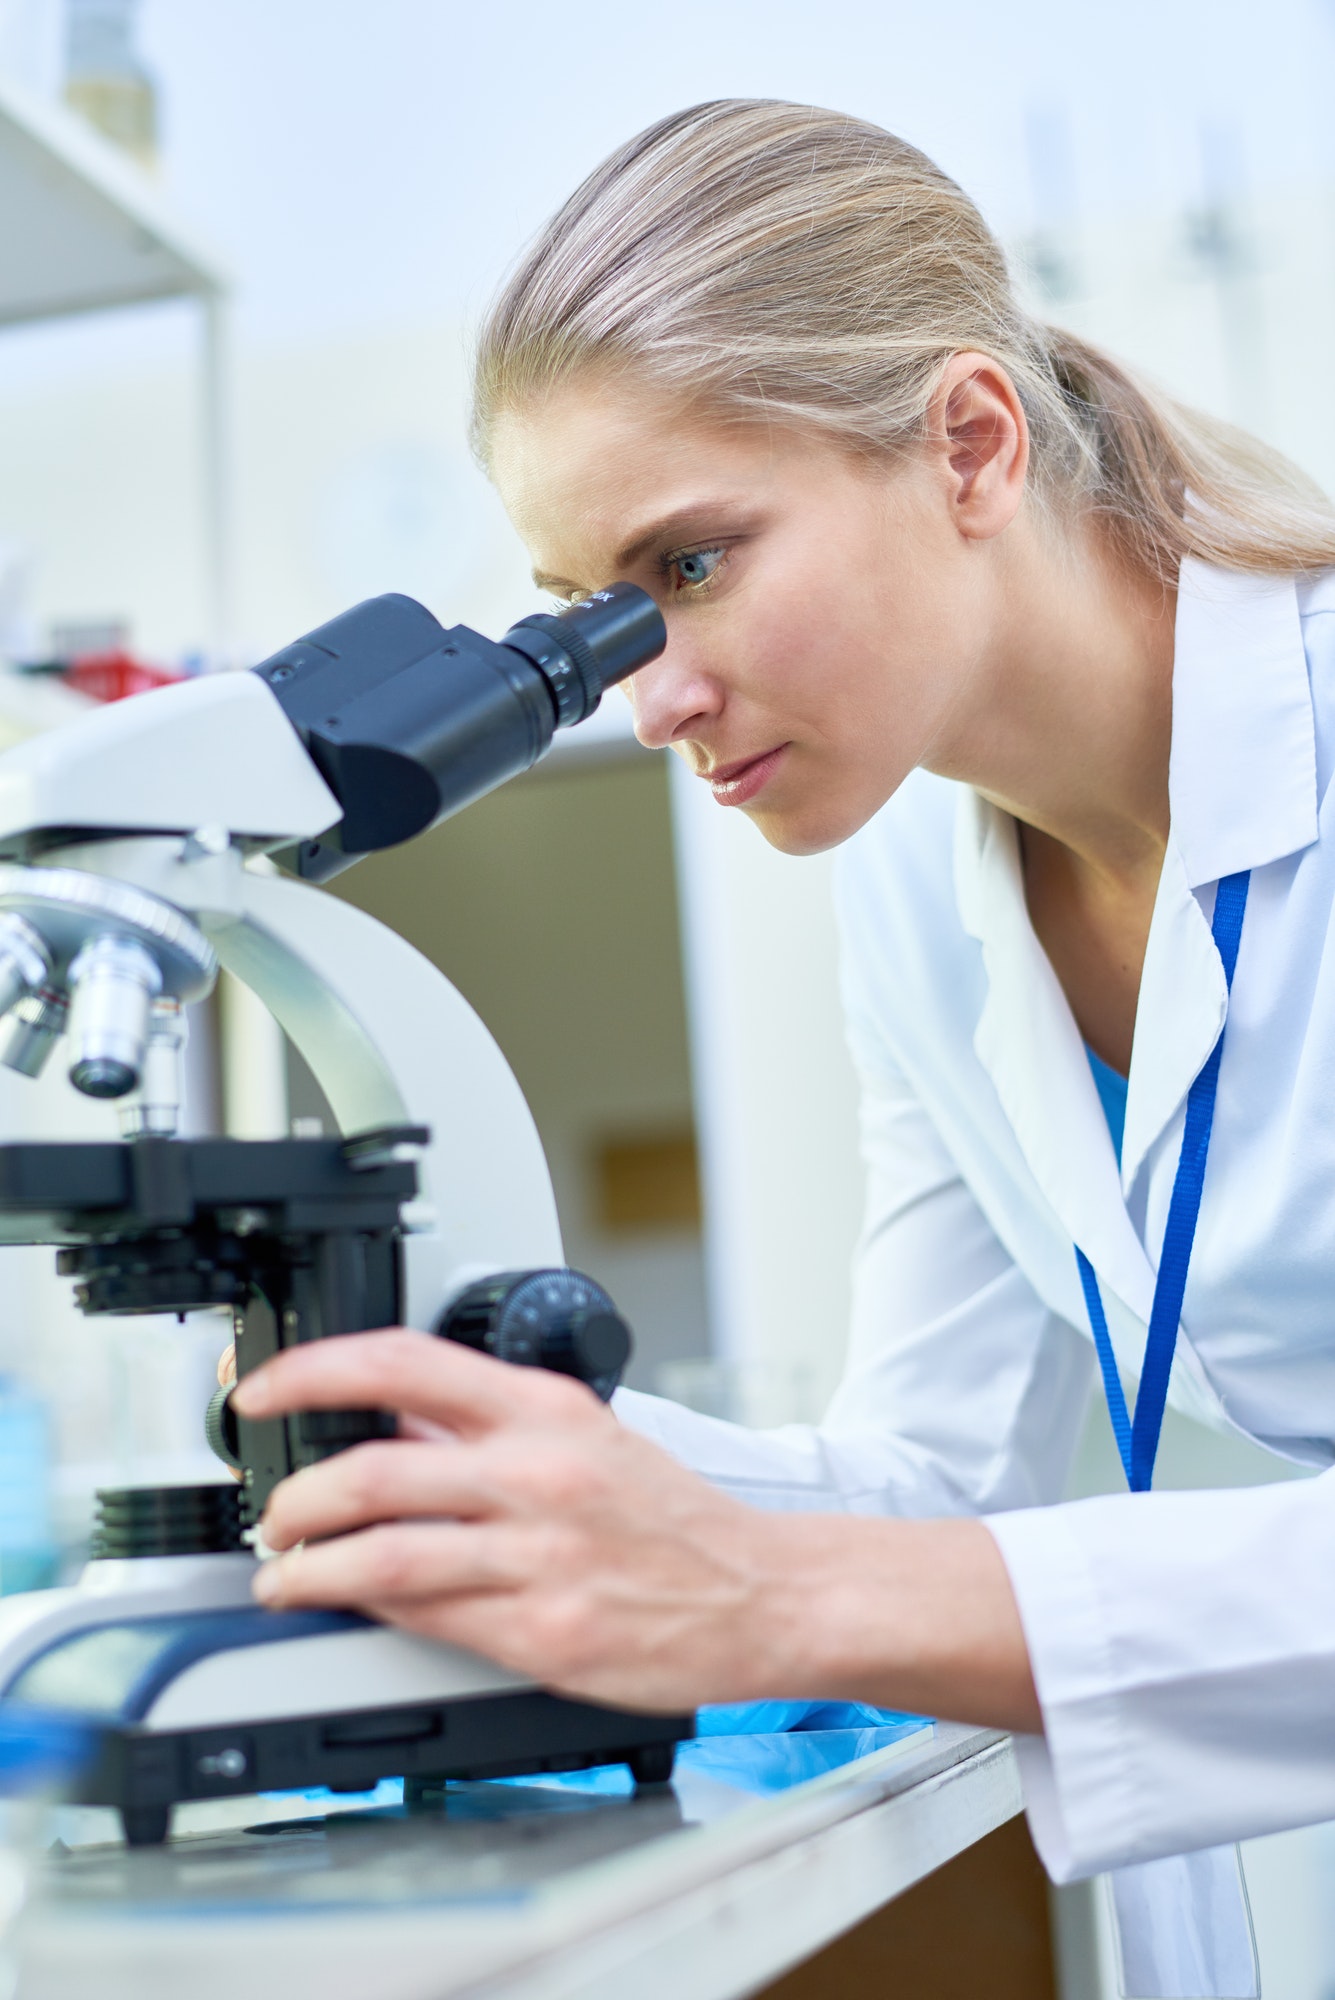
206, 864, 564, 1323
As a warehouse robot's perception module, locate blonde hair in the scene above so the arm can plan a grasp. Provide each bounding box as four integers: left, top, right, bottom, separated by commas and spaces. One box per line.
472, 99, 1335, 583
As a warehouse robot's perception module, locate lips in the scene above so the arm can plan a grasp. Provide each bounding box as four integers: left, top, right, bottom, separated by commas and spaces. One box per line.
703, 744, 788, 808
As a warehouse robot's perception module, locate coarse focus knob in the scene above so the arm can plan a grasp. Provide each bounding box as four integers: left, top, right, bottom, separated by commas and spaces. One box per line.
436, 1269, 632, 1401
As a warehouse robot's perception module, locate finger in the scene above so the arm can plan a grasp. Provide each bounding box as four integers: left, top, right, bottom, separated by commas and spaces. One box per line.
362, 1592, 537, 1672
217, 1343, 236, 1389
365, 1593, 684, 1711
230, 1328, 605, 1439
262, 1438, 505, 1551
253, 1519, 522, 1610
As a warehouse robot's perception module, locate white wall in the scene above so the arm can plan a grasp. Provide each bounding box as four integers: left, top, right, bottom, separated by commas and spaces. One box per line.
669, 758, 862, 1414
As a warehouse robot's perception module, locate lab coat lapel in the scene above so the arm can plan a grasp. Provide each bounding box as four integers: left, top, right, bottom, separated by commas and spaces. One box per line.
1118, 841, 1226, 1195
1122, 560, 1318, 1189
955, 790, 1159, 1326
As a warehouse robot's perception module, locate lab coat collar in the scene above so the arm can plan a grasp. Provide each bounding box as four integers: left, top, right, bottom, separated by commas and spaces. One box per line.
1123, 561, 1316, 1185
953, 560, 1318, 1349
1168, 558, 1316, 888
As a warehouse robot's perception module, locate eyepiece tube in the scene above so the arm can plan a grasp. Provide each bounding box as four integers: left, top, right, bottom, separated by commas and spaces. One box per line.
260, 581, 668, 881
501, 583, 667, 729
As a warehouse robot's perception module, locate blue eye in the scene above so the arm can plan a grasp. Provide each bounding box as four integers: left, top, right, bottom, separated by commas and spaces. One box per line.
668, 547, 725, 591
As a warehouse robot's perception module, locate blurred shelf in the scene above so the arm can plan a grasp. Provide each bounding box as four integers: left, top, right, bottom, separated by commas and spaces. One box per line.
0, 67, 226, 326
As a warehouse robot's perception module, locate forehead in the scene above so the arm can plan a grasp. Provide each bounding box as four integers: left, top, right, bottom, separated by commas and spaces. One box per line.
490, 377, 806, 584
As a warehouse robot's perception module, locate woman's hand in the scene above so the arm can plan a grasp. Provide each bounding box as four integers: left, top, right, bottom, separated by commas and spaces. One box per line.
230, 1329, 1042, 1729
230, 1329, 801, 1712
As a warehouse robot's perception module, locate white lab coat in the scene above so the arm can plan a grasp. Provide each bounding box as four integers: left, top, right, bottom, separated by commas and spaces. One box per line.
617, 557, 1335, 1997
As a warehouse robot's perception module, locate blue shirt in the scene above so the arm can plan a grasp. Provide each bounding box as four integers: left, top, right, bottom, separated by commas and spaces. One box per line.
1085, 1047, 1128, 1167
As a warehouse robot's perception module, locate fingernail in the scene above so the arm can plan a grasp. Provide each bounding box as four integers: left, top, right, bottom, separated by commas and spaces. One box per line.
253, 1562, 282, 1604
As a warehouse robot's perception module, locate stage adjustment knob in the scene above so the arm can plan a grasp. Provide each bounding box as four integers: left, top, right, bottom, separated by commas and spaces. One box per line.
436, 1269, 632, 1401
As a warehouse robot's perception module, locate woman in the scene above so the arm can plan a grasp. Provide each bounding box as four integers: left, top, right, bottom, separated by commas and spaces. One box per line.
231, 101, 1335, 1991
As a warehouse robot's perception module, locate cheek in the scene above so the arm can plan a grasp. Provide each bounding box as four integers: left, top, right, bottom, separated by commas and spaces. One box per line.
712, 591, 831, 722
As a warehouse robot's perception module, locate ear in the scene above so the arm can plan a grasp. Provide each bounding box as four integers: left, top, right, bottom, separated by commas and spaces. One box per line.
924, 353, 1029, 541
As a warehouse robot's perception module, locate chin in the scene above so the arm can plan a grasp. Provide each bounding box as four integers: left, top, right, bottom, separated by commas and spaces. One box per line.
746, 803, 866, 857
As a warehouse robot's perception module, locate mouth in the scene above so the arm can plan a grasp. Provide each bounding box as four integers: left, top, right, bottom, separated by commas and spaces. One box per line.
701, 744, 789, 808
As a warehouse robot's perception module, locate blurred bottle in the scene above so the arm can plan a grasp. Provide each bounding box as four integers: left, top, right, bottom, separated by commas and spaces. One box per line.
62, 0, 156, 169
0, 1381, 57, 1595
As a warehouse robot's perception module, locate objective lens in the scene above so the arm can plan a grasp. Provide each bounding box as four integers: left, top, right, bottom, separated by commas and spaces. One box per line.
67, 935, 163, 1099
502, 583, 667, 729
118, 997, 188, 1137
1, 984, 69, 1079
0, 913, 51, 1022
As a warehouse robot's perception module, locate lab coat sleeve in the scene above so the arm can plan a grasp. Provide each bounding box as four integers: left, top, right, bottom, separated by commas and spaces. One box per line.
987, 1472, 1335, 1877
617, 1036, 1095, 1518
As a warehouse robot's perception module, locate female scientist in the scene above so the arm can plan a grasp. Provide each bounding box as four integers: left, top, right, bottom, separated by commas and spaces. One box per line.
230, 100, 1335, 1991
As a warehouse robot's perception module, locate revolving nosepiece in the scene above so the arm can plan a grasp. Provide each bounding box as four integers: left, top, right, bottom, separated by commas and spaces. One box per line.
0, 912, 51, 1022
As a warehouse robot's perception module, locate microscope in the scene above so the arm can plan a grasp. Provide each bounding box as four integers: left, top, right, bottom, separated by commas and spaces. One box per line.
0, 582, 692, 1843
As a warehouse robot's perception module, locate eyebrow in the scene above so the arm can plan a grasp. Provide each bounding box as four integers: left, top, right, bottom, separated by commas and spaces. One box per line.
530, 500, 752, 596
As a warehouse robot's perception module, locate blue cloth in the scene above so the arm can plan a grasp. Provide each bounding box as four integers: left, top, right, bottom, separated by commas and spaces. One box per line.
1085, 1045, 1128, 1166
478, 1706, 933, 1801
695, 1699, 919, 1735
467, 1701, 932, 1804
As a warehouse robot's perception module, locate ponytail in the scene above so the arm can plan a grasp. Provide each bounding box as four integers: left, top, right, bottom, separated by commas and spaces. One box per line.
1042, 327, 1335, 580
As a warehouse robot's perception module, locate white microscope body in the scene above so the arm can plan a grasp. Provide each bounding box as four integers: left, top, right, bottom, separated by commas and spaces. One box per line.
0, 586, 686, 1842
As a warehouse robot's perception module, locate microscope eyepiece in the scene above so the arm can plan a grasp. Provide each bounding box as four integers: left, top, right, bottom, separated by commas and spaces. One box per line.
500, 584, 667, 729
258, 581, 667, 880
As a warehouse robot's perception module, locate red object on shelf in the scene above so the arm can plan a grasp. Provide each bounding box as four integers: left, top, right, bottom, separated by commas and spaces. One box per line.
63, 650, 183, 704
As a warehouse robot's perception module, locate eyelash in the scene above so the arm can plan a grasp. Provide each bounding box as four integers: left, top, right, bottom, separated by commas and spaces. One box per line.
548, 544, 730, 611
658, 545, 728, 596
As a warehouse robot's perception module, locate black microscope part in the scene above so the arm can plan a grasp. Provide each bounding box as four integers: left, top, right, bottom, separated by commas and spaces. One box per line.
203, 1383, 241, 1471
0, 1133, 634, 1520
438, 1268, 633, 1402
253, 582, 666, 881
91, 1482, 246, 1560
0, 1133, 414, 1522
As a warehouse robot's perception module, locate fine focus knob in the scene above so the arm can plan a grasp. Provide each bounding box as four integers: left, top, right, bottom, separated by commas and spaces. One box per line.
436, 1269, 632, 1401
204, 1385, 241, 1471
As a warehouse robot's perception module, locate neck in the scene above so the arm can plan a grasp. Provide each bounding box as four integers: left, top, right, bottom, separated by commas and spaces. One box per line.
926, 521, 1176, 893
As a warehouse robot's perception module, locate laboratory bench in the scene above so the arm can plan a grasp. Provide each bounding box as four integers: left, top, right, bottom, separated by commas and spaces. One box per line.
9, 1719, 1030, 2000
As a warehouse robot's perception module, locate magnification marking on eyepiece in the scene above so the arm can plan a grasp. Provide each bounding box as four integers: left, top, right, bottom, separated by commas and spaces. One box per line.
503, 582, 667, 729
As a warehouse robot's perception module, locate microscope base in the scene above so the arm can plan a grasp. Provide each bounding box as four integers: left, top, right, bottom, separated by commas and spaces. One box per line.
85, 1685, 686, 1846
0, 1570, 690, 1845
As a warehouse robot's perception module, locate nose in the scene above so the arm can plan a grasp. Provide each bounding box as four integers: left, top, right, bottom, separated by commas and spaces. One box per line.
624, 636, 723, 751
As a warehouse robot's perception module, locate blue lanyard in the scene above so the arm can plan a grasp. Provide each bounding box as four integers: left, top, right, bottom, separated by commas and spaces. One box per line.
1075, 870, 1250, 1492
